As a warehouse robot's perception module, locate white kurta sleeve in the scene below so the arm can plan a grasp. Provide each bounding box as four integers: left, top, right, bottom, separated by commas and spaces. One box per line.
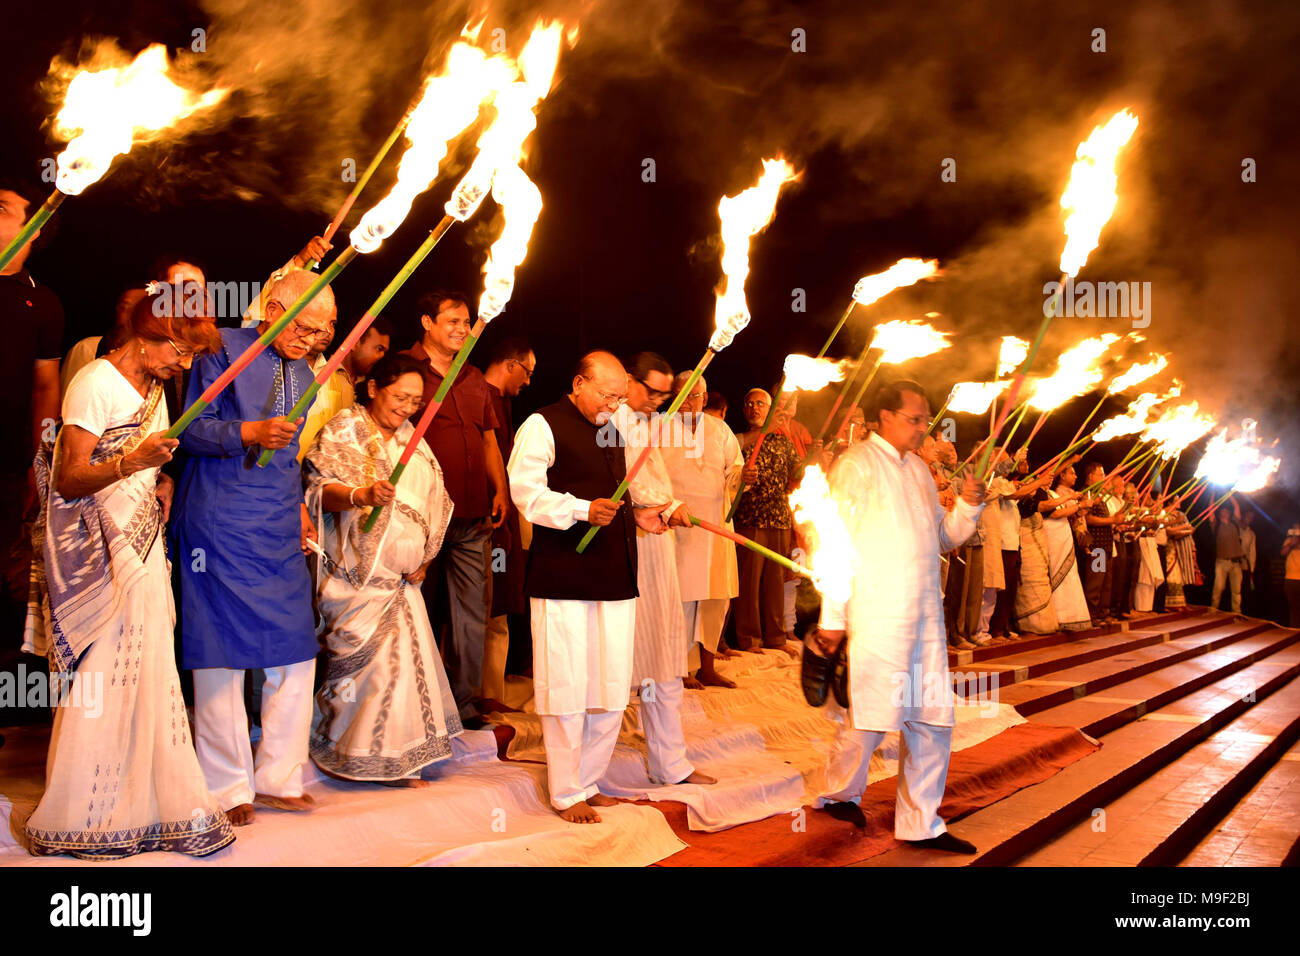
938, 495, 983, 552
508, 413, 591, 529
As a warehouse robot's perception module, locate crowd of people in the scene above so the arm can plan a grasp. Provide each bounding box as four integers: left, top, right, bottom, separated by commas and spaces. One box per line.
0, 170, 1286, 862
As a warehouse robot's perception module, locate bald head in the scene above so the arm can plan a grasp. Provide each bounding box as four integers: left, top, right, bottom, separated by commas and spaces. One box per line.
674, 370, 707, 418
261, 269, 338, 361
571, 350, 627, 425
743, 388, 772, 428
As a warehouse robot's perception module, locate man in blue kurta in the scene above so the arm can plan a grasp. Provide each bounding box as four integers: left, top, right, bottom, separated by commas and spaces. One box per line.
174, 270, 335, 827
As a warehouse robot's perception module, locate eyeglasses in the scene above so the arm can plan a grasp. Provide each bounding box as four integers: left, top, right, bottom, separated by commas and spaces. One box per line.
635, 378, 672, 402
165, 337, 194, 359
509, 359, 535, 381
883, 408, 931, 428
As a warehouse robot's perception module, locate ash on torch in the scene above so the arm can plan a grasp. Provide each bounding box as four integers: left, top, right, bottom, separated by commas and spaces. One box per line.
574, 349, 717, 553
257, 216, 456, 467
166, 246, 360, 439
0, 191, 65, 273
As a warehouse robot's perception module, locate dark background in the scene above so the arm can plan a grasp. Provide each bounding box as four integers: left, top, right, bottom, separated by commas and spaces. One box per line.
4, 0, 1299, 615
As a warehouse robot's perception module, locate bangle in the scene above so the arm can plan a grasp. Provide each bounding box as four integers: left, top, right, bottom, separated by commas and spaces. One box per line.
349, 487, 361, 508
114, 455, 128, 480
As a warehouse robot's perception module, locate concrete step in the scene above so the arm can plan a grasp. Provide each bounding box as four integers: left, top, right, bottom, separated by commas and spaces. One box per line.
857, 637, 1300, 867
1028, 627, 1300, 737
953, 616, 1267, 699
982, 619, 1278, 715
947, 607, 1208, 669
1014, 670, 1300, 866
1176, 736, 1300, 867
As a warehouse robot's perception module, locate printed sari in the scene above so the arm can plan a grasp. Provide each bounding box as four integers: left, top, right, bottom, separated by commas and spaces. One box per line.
303, 404, 461, 780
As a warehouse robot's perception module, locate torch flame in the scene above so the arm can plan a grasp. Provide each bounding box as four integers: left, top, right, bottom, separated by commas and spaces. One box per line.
1059, 108, 1139, 278
850, 258, 940, 308
445, 21, 567, 223
947, 380, 1008, 415
477, 164, 543, 322
1140, 400, 1216, 459
351, 40, 513, 253
1107, 353, 1168, 394
782, 354, 850, 392
997, 336, 1029, 378
51, 43, 227, 196
709, 158, 799, 352
869, 319, 951, 365
1091, 385, 1179, 442
789, 465, 855, 604
1027, 333, 1120, 411
1194, 420, 1282, 492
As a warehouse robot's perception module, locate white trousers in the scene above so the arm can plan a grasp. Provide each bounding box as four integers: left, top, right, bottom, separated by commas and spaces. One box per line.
639, 676, 694, 784
816, 716, 952, 840
979, 588, 997, 635
193, 661, 315, 810
1211, 559, 1243, 613
783, 579, 797, 632
540, 710, 624, 810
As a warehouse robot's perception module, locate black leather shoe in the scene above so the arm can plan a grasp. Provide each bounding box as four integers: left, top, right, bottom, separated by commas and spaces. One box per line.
821, 801, 867, 828
906, 832, 977, 854
801, 635, 835, 707
831, 643, 850, 708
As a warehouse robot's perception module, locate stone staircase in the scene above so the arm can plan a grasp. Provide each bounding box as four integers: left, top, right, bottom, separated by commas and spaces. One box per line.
858, 607, 1300, 867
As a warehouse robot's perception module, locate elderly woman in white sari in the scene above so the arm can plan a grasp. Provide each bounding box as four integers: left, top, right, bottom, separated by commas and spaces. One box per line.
303, 353, 460, 785
24, 287, 233, 859
1034, 464, 1092, 632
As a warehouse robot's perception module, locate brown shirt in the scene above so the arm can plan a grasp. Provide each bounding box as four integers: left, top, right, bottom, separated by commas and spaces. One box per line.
401, 342, 500, 518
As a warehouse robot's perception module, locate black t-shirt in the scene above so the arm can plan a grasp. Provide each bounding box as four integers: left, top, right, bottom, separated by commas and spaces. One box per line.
0, 271, 64, 476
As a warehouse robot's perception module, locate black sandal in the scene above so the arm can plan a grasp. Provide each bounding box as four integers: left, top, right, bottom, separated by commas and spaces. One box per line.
831, 642, 850, 708
801, 631, 836, 707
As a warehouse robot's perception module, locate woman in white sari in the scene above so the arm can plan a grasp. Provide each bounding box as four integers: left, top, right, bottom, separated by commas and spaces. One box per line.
24, 288, 233, 859
303, 353, 460, 784
1035, 465, 1092, 632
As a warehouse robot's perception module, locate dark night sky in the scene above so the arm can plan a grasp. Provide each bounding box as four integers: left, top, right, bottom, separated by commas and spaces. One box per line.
4, 0, 1300, 560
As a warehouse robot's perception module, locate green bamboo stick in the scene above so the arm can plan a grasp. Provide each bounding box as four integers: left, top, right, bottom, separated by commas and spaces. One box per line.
0, 190, 64, 273
575, 350, 717, 553
691, 516, 811, 578
257, 216, 455, 467
167, 247, 359, 439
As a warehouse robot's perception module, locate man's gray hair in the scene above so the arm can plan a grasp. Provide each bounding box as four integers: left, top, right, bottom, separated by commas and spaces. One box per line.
266, 269, 337, 322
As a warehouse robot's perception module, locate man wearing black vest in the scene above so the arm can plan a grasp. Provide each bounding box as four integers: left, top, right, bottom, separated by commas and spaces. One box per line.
507, 351, 670, 823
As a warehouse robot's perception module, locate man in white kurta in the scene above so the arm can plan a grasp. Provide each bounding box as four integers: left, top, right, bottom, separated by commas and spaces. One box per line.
507, 351, 670, 823
810, 380, 986, 852
614, 353, 714, 786
661, 371, 742, 687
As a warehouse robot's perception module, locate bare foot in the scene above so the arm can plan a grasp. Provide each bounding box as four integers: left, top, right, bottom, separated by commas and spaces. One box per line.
740, 644, 765, 654
378, 778, 432, 789
683, 675, 705, 691
676, 769, 717, 785
254, 792, 317, 812
558, 800, 601, 823
587, 793, 619, 807
698, 668, 736, 689
226, 803, 255, 827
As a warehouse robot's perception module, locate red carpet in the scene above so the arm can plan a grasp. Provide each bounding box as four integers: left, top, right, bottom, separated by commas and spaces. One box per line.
652, 722, 1099, 866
